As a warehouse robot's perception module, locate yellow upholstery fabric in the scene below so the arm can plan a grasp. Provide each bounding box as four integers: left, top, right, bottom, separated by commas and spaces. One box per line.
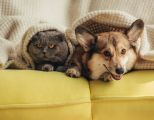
0, 70, 154, 120
0, 70, 91, 120
90, 70, 154, 120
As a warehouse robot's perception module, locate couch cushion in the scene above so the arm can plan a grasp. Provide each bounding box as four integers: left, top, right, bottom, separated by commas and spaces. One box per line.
90, 70, 154, 120
0, 70, 91, 120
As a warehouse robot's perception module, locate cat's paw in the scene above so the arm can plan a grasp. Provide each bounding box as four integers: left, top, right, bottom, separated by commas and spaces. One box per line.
42, 64, 54, 71
66, 68, 81, 78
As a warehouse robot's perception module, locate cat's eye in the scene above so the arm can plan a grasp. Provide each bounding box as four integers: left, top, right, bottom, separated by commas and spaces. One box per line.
48, 44, 55, 49
121, 49, 126, 55
103, 50, 112, 57
36, 44, 42, 48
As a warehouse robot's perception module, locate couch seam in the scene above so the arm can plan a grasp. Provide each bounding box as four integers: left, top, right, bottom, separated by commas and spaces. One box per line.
0, 100, 91, 109
88, 81, 93, 120
91, 96, 154, 101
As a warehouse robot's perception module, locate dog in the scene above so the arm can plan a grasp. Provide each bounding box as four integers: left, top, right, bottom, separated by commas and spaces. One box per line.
66, 19, 144, 81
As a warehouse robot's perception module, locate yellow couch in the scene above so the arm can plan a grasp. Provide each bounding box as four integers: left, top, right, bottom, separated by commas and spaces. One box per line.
0, 70, 154, 120
0, 0, 154, 119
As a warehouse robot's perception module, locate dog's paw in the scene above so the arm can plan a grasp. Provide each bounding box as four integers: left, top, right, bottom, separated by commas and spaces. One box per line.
101, 72, 113, 82
42, 64, 54, 71
66, 68, 81, 78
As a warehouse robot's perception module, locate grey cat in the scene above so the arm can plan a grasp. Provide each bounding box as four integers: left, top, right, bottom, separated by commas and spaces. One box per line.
28, 30, 69, 71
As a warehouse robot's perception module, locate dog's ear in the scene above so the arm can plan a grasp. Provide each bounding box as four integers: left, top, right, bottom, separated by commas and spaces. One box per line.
75, 26, 96, 52
126, 19, 144, 45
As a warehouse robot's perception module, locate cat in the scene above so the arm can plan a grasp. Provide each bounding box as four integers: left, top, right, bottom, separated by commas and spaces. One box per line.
28, 29, 69, 72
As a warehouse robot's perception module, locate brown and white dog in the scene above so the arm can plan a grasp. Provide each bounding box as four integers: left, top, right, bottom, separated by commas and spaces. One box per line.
66, 19, 144, 81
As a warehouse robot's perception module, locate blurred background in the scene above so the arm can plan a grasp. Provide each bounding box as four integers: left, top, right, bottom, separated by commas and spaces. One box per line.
0, 0, 154, 27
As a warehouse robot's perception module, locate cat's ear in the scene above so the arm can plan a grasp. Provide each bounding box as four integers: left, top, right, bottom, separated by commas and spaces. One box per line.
126, 19, 144, 46
75, 26, 96, 52
30, 33, 39, 42
38, 31, 45, 36
57, 33, 66, 42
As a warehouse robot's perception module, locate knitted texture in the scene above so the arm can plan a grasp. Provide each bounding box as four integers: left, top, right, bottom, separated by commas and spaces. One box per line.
67, 10, 154, 70
0, 0, 154, 70
21, 24, 73, 69
0, 17, 73, 69
0, 0, 154, 26
88, 0, 154, 24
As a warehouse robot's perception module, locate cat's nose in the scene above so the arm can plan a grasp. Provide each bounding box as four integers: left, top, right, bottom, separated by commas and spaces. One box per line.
43, 50, 46, 54
43, 47, 48, 54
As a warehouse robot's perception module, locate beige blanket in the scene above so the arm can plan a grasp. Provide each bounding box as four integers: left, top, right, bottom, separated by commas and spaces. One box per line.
0, 0, 154, 70
67, 10, 154, 70
0, 16, 73, 69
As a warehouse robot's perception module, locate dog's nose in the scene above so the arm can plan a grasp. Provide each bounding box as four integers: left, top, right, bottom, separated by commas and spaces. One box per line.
115, 68, 124, 75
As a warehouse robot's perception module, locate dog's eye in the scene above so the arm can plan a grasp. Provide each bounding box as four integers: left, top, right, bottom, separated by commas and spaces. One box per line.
121, 49, 126, 55
103, 51, 112, 57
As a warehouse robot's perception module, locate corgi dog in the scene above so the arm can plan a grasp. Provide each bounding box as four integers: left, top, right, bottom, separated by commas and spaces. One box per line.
66, 19, 144, 81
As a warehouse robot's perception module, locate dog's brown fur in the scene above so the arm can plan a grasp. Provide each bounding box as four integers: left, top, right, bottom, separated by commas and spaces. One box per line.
66, 19, 144, 81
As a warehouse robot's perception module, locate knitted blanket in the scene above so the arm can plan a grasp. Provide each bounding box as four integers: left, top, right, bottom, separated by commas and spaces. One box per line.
66, 10, 154, 70
0, 16, 73, 69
